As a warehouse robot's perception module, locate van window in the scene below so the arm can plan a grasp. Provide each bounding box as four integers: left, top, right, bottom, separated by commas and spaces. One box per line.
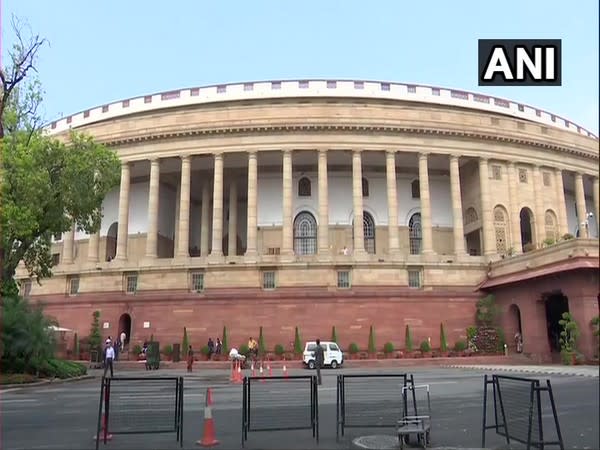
329, 344, 340, 351
306, 344, 317, 351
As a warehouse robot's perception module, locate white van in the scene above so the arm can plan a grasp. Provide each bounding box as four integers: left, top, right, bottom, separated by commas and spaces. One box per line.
303, 341, 344, 369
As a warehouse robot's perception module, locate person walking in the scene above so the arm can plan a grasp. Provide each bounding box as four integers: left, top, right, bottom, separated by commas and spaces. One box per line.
313, 339, 325, 385
104, 341, 115, 378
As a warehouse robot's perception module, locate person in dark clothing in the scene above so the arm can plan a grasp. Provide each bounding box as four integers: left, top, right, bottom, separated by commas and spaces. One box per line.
313, 339, 325, 385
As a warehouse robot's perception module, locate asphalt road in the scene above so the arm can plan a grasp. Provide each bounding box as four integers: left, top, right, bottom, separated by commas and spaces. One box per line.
2, 366, 598, 450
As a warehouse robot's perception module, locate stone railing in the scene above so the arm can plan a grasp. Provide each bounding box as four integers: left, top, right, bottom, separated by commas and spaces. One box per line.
45, 79, 598, 139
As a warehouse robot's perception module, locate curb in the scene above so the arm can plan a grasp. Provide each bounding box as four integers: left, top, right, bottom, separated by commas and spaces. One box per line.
443, 364, 599, 378
0, 374, 95, 390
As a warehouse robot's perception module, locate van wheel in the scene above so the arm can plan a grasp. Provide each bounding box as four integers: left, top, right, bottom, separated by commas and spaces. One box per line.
331, 360, 338, 369
308, 360, 316, 370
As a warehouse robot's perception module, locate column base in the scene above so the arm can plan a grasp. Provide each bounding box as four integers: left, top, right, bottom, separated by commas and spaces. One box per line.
244, 250, 258, 264
207, 253, 224, 264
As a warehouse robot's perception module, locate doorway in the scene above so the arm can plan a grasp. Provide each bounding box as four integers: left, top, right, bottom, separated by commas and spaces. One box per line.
118, 313, 132, 347
543, 291, 569, 353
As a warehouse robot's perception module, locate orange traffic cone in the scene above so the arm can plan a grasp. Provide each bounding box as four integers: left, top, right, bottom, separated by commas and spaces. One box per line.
234, 362, 243, 384
283, 364, 288, 379
229, 361, 237, 382
197, 388, 219, 447
259, 364, 265, 382
93, 414, 113, 441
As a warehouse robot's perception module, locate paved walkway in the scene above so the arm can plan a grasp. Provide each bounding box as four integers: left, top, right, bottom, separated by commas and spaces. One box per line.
444, 364, 599, 377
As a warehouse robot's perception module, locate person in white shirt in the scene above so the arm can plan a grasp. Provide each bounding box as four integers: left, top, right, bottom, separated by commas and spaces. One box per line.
104, 342, 115, 377
119, 331, 126, 351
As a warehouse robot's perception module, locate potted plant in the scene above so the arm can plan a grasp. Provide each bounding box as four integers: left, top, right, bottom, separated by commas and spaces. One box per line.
383, 342, 394, 358
454, 341, 467, 356
559, 312, 581, 365
200, 345, 210, 361
274, 344, 285, 360
293, 327, 303, 359
368, 325, 376, 358
420, 340, 432, 357
439, 323, 449, 357
162, 344, 173, 361
348, 342, 359, 359
405, 325, 414, 357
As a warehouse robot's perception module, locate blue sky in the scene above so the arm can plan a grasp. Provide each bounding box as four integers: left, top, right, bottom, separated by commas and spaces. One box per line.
2, 0, 598, 133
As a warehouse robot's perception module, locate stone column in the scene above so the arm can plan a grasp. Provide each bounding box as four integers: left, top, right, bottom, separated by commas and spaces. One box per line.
87, 232, 100, 262
209, 153, 224, 258
318, 150, 330, 257
554, 169, 569, 237
145, 158, 160, 258
418, 153, 434, 254
176, 156, 191, 257
508, 162, 522, 253
62, 224, 75, 264
281, 150, 294, 256
532, 165, 546, 246
449, 155, 466, 256
352, 150, 366, 256
385, 150, 400, 256
478, 158, 495, 256
200, 182, 210, 256
245, 152, 258, 259
593, 177, 599, 237
574, 173, 588, 238
228, 181, 238, 256
115, 162, 130, 261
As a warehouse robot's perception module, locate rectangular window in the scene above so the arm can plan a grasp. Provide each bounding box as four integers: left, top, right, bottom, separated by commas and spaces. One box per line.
518, 168, 528, 183
125, 274, 138, 293
52, 253, 60, 266
21, 280, 32, 298
263, 271, 276, 289
191, 272, 204, 292
543, 171, 552, 187
408, 269, 422, 288
491, 164, 502, 180
53, 233, 62, 242
337, 271, 351, 288
69, 277, 80, 295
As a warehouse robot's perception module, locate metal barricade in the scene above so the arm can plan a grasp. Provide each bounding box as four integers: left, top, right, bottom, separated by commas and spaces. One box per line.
482, 374, 564, 450
95, 376, 183, 449
241, 375, 318, 447
336, 373, 415, 440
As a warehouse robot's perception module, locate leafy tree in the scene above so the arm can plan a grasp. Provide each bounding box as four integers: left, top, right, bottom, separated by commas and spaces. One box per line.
405, 325, 413, 352
181, 327, 189, 358
368, 325, 376, 354
0, 20, 121, 296
88, 311, 101, 352
222, 325, 229, 354
1, 295, 57, 375
476, 295, 499, 326
440, 323, 448, 352
258, 326, 266, 355
331, 325, 338, 343
294, 326, 302, 354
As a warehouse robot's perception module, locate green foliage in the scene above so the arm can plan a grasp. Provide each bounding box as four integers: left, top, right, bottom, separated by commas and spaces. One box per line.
591, 316, 600, 337
162, 344, 173, 356
133, 344, 142, 355
440, 323, 448, 352
38, 359, 87, 379
405, 325, 413, 351
200, 345, 210, 356
368, 325, 376, 354
476, 295, 499, 326
383, 342, 394, 354
239, 344, 250, 356
258, 326, 266, 355
1, 295, 57, 375
466, 326, 478, 344
222, 326, 229, 353
348, 343, 359, 354
331, 326, 338, 343
73, 332, 79, 359
543, 238, 555, 246
454, 341, 467, 352
274, 344, 285, 356
294, 326, 302, 354
88, 311, 101, 351
420, 340, 431, 353
558, 312, 580, 354
181, 327, 189, 359
495, 327, 506, 352
1, 129, 121, 290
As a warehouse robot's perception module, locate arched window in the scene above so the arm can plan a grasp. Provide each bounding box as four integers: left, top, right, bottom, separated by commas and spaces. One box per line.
464, 207, 478, 225
363, 212, 376, 254
411, 180, 420, 199
409, 213, 422, 255
362, 178, 369, 197
493, 205, 508, 254
298, 177, 311, 197
293, 211, 317, 255
545, 210, 558, 241
105, 222, 118, 261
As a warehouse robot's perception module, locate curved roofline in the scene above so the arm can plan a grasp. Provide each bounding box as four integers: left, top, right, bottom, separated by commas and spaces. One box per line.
44, 78, 598, 140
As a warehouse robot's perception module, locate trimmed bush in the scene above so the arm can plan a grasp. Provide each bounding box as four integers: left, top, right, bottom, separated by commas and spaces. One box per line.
38, 359, 87, 379
182, 327, 190, 359
132, 344, 142, 355
454, 341, 467, 352
331, 326, 338, 343
383, 342, 394, 354
294, 327, 302, 354
405, 325, 413, 352
368, 325, 376, 354
239, 344, 250, 356
440, 323, 448, 352
222, 326, 229, 354
274, 344, 285, 356
258, 326, 266, 355
162, 344, 173, 356
348, 343, 359, 354
420, 340, 431, 353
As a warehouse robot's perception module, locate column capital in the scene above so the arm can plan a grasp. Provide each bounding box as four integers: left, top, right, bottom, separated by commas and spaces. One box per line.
318, 148, 328, 156
282, 149, 293, 156
214, 153, 224, 161
479, 156, 489, 163
418, 152, 430, 159
248, 151, 257, 159
149, 157, 161, 164
554, 167, 563, 174
449, 154, 461, 161
508, 161, 517, 168
352, 149, 362, 156
180, 155, 191, 163
385, 149, 397, 158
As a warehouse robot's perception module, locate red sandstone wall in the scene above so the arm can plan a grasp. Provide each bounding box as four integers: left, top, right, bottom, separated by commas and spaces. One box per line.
36, 287, 480, 354
491, 269, 599, 361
